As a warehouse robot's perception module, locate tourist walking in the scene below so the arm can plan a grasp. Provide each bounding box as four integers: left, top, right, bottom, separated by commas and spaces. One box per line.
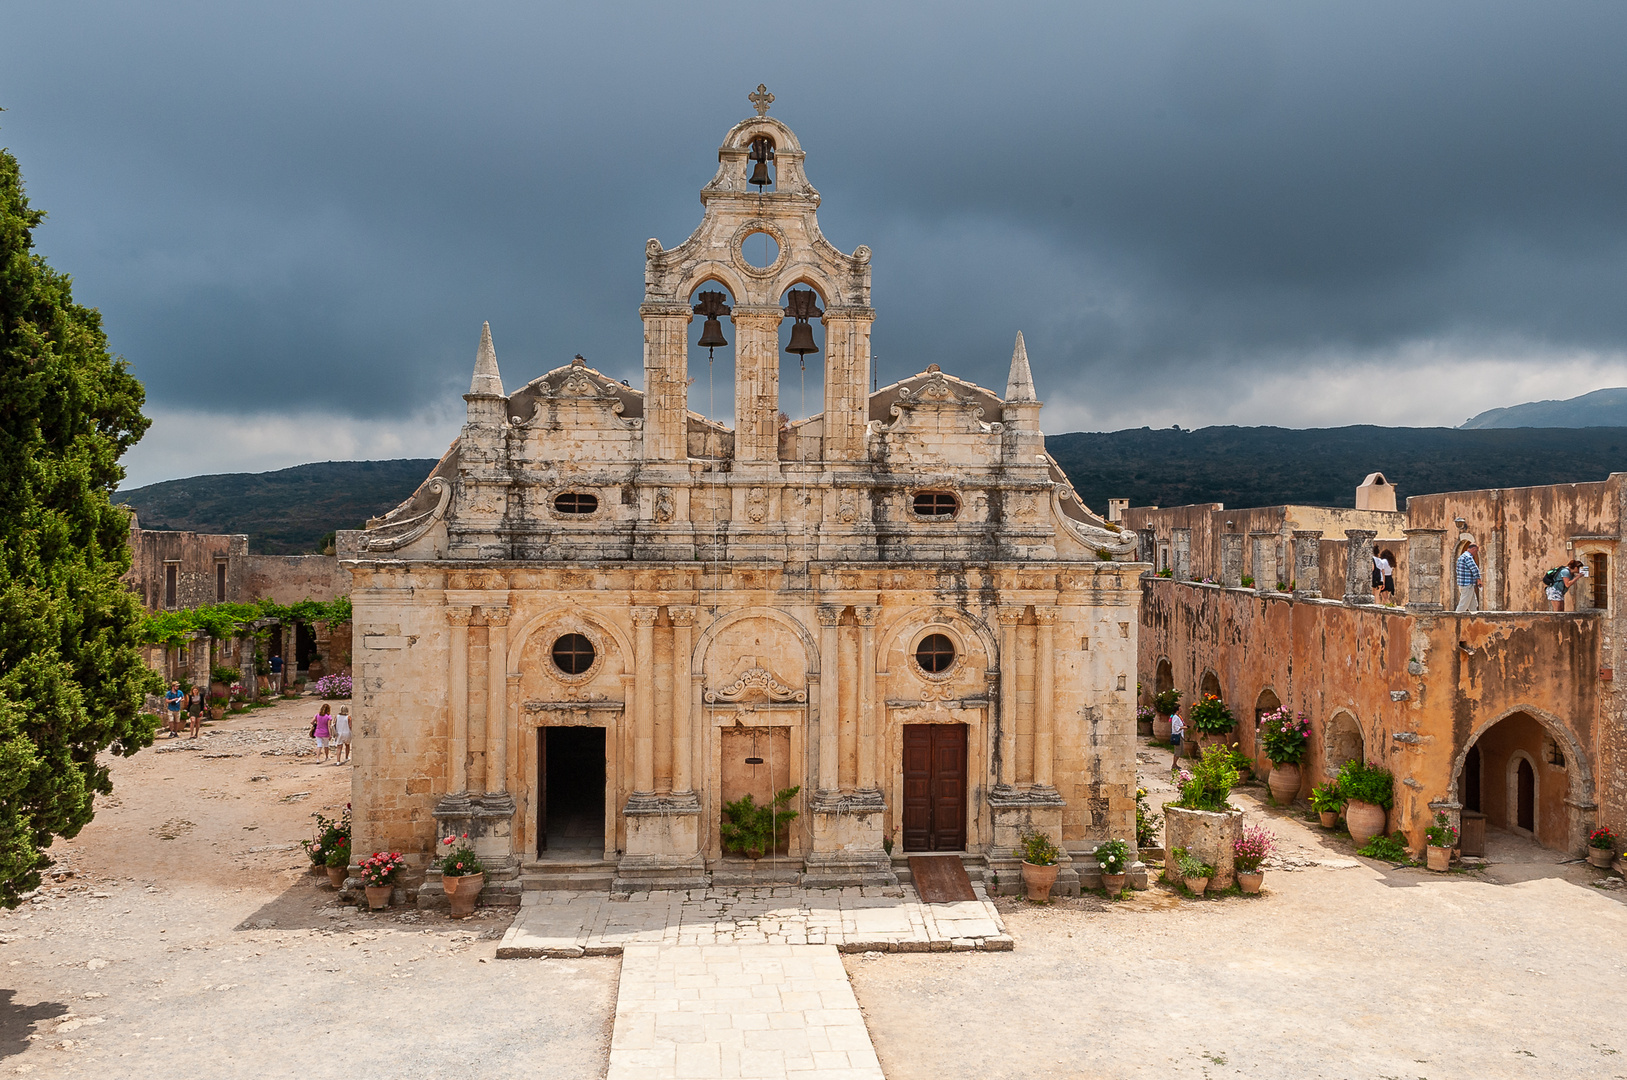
165, 681, 184, 738
1544, 559, 1586, 611
1456, 543, 1482, 611
270, 653, 284, 693
1169, 710, 1184, 770
1372, 548, 1394, 602
334, 705, 352, 764
187, 685, 204, 739
312, 703, 334, 763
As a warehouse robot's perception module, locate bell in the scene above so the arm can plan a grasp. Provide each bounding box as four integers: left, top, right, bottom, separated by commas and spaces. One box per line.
697, 316, 728, 350
748, 136, 774, 189
748, 158, 772, 188
785, 320, 819, 356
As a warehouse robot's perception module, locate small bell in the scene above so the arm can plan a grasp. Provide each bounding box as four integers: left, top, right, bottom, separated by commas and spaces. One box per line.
783, 288, 822, 357
692, 291, 732, 355
697, 316, 728, 350
748, 137, 774, 189
785, 321, 819, 356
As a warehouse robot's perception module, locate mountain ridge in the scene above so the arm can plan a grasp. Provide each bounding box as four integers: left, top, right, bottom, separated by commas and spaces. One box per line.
1461, 387, 1627, 429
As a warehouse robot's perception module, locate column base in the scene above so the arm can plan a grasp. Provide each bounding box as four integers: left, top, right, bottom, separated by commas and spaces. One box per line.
614, 792, 708, 893
433, 792, 517, 870
803, 789, 897, 888
986, 788, 1076, 897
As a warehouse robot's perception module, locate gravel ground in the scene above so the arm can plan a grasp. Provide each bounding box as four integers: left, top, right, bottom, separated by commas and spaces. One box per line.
847, 739, 1627, 1080
0, 698, 617, 1079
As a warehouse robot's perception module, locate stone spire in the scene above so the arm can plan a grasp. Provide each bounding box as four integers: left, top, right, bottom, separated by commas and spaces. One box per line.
1005, 331, 1036, 402
468, 321, 504, 397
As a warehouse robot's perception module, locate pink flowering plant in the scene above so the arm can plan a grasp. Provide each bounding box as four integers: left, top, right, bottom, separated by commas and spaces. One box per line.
1258, 708, 1312, 766
1174, 745, 1239, 812
437, 833, 485, 878
359, 851, 405, 888
1233, 825, 1276, 873
313, 673, 352, 699
1424, 813, 1459, 849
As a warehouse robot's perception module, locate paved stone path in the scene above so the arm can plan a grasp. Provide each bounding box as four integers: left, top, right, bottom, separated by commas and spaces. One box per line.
497, 885, 1010, 958
607, 943, 884, 1080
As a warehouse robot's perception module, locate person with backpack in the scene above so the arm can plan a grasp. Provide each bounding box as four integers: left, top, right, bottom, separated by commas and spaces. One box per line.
1544, 560, 1586, 611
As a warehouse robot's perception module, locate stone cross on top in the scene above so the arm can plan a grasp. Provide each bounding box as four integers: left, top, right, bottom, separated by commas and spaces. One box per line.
749, 84, 774, 116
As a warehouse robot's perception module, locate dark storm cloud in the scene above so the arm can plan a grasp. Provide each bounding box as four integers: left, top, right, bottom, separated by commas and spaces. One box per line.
4, 0, 1624, 428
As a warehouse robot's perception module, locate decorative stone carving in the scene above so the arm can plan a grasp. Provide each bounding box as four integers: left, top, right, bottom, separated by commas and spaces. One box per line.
362, 477, 451, 553
747, 486, 768, 523
654, 487, 675, 523
703, 667, 807, 704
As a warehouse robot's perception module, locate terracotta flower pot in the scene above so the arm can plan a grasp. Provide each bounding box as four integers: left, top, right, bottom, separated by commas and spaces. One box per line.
1020, 861, 1059, 902
325, 865, 347, 888
1267, 763, 1301, 806
1587, 847, 1615, 868
1318, 811, 1339, 828
1137, 717, 1154, 737
210, 706, 225, 721
1345, 800, 1387, 847
1101, 872, 1127, 898
364, 885, 391, 910
1152, 715, 1172, 742
445, 872, 484, 918
1236, 871, 1263, 894
1184, 875, 1210, 895
1426, 845, 1452, 872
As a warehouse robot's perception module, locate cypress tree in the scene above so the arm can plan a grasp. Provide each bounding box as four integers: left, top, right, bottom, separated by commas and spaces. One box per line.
0, 132, 157, 906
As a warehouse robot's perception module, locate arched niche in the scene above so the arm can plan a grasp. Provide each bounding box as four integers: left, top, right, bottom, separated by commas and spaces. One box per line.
1324, 710, 1364, 777
1199, 670, 1222, 702
1154, 658, 1174, 699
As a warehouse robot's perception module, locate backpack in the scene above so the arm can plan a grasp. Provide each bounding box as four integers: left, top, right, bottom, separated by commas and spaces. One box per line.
1542, 566, 1565, 588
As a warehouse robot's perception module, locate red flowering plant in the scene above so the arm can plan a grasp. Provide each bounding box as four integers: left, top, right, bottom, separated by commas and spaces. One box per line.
1258, 708, 1312, 766
437, 833, 485, 878
1589, 825, 1618, 851
359, 851, 405, 888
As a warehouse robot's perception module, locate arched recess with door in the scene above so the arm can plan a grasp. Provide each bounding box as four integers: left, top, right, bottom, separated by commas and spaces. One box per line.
1449, 706, 1593, 854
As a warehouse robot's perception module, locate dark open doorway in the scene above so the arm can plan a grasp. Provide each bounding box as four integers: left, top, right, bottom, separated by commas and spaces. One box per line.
1516, 758, 1536, 832
538, 726, 605, 857
1463, 745, 1482, 811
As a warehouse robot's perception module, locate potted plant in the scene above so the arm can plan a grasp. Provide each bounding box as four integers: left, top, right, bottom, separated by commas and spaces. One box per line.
1232, 825, 1275, 893
1135, 786, 1162, 852
1187, 694, 1236, 754
720, 786, 800, 859
1164, 745, 1244, 889
1424, 813, 1457, 871
1094, 838, 1131, 898
359, 851, 405, 910
1587, 825, 1618, 869
1258, 708, 1311, 806
438, 834, 486, 918
1136, 705, 1156, 738
1336, 760, 1394, 847
1152, 689, 1181, 743
301, 808, 351, 876
209, 695, 227, 721
324, 838, 351, 888
1309, 782, 1345, 828
1015, 828, 1061, 902
1174, 848, 1214, 895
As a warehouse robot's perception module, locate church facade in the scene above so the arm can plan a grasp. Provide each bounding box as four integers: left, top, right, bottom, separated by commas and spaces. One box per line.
347, 96, 1144, 895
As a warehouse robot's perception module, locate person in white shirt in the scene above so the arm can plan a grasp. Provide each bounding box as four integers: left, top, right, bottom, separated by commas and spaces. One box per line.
1372, 551, 1394, 602
334, 705, 353, 764
1169, 711, 1184, 770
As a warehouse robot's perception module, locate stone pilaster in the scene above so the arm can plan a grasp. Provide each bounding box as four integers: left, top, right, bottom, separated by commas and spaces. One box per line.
994, 607, 1023, 794
1032, 607, 1058, 794
484, 606, 509, 795
630, 607, 658, 795
731, 306, 783, 467
639, 301, 692, 463
446, 608, 472, 794
669, 607, 696, 794
1219, 533, 1243, 588
855, 605, 881, 793
821, 308, 874, 462
1249, 532, 1277, 593
1344, 529, 1377, 605
1138, 528, 1157, 569
815, 605, 842, 794
1171, 528, 1192, 582
1405, 529, 1448, 611
1292, 530, 1323, 598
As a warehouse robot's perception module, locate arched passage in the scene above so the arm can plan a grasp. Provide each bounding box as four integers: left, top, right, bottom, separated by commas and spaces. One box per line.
1450, 707, 1592, 854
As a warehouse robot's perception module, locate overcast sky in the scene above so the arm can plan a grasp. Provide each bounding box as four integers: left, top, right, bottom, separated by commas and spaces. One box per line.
6, 1, 1626, 487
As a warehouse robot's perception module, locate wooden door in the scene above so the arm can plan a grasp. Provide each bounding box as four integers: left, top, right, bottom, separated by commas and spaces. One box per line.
1516, 758, 1535, 832
901, 724, 967, 852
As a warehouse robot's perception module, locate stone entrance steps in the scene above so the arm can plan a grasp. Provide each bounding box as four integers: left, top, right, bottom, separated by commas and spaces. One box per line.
519, 858, 617, 892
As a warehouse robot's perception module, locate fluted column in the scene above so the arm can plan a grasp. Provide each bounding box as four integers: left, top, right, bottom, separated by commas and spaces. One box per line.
632, 607, 658, 794
996, 607, 1023, 790
1034, 607, 1057, 791
855, 605, 880, 791
669, 607, 696, 794
816, 605, 842, 794
446, 608, 472, 794
484, 606, 509, 795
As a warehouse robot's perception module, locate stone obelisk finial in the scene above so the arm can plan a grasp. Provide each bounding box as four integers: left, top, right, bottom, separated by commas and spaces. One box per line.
468, 321, 504, 398
1005, 331, 1037, 403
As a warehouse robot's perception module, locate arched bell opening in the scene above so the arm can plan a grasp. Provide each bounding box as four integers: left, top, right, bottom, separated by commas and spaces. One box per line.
687, 281, 738, 451
778, 283, 826, 423
746, 134, 776, 192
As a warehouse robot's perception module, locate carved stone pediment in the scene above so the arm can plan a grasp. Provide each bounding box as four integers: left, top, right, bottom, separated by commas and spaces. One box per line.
703, 666, 807, 704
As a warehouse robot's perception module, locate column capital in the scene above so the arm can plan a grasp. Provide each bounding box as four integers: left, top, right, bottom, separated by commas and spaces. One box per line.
996, 606, 1025, 626
854, 605, 881, 627
631, 606, 660, 627
639, 301, 692, 318
1292, 530, 1325, 541
445, 608, 474, 628
1033, 607, 1059, 626
815, 605, 844, 628
482, 605, 510, 627
667, 606, 697, 628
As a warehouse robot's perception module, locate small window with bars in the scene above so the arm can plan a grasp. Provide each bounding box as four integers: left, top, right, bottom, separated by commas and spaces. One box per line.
552, 633, 596, 676
554, 492, 598, 515
912, 490, 958, 518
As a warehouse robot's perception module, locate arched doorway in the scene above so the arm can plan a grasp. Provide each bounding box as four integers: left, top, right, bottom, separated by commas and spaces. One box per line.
1450, 708, 1593, 854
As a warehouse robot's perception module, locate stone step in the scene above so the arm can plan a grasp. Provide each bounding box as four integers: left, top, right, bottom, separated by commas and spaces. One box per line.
519, 859, 618, 892
709, 862, 804, 887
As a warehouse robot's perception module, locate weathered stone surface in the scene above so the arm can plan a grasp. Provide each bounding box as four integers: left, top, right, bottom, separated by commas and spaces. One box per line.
1165, 806, 1244, 890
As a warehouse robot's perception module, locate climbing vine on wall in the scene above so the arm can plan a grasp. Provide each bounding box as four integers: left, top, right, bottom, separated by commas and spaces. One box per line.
139, 597, 352, 647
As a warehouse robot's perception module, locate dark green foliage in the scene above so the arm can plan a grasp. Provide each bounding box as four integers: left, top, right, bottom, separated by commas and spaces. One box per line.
117, 459, 439, 553
0, 141, 157, 906
1048, 425, 1627, 513
1355, 833, 1412, 863
720, 786, 800, 857
1336, 759, 1395, 811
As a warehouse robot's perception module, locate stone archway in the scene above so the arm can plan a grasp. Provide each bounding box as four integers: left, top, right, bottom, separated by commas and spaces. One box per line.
1450, 707, 1592, 854
1199, 670, 1222, 702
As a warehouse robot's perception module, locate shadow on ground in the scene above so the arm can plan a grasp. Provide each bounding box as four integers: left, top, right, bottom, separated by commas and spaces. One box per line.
0, 990, 68, 1062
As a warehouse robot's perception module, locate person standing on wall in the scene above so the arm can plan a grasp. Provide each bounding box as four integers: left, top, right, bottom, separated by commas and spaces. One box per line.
1372, 548, 1395, 603
1456, 543, 1482, 612
1544, 560, 1586, 611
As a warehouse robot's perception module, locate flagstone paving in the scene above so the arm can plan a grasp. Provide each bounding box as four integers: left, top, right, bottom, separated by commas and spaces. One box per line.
606, 943, 884, 1080
497, 884, 1011, 958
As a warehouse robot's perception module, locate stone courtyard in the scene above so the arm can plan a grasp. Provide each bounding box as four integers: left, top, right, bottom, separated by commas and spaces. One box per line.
3, 703, 1624, 1078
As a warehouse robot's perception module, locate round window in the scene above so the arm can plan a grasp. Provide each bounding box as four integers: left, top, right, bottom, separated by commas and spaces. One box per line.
554, 492, 598, 515
915, 633, 956, 674
551, 633, 596, 676
913, 490, 958, 517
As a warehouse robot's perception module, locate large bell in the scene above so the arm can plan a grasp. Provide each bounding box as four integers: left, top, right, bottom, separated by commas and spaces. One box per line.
748, 158, 772, 188
785, 320, 819, 356
748, 137, 774, 189
697, 316, 728, 350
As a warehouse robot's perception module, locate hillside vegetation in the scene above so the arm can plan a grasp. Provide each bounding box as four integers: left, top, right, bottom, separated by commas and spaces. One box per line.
1048, 425, 1627, 513
116, 459, 438, 553
1461, 387, 1627, 429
